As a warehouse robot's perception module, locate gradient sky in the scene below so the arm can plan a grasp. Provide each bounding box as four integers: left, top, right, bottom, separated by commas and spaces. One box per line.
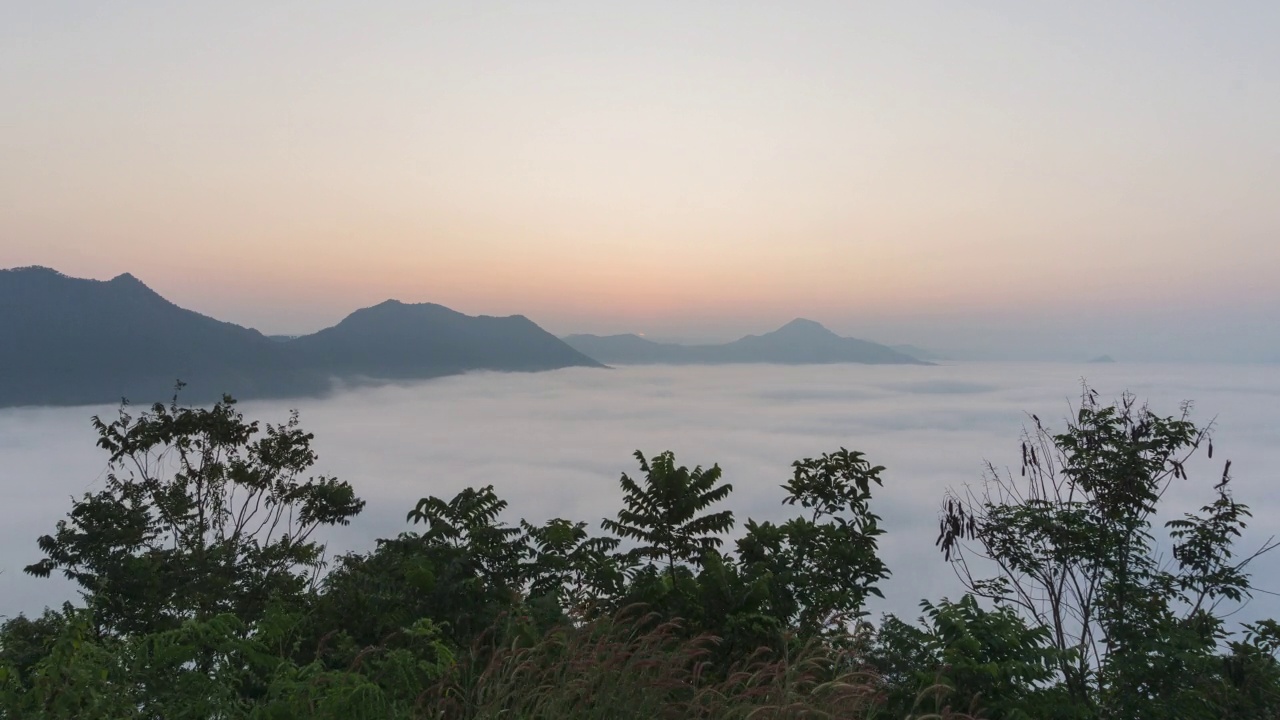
3, 2, 1278, 359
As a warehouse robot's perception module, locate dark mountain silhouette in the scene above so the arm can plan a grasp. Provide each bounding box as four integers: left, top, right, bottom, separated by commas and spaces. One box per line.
285, 300, 602, 379
1088, 354, 1117, 364
1, 267, 601, 408
0, 266, 325, 407
563, 319, 928, 366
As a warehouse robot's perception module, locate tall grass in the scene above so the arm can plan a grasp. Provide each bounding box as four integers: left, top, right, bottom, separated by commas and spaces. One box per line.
422, 608, 982, 720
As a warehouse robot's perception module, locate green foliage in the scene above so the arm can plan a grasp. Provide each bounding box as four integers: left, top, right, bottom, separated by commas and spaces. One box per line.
408, 487, 522, 574
738, 448, 891, 634
601, 450, 735, 574
3, 387, 1278, 718
310, 486, 620, 659
24, 392, 364, 636
311, 531, 516, 654
0, 608, 134, 719
1214, 619, 1280, 715
935, 387, 1278, 718
872, 596, 1068, 720
254, 615, 455, 719
0, 604, 455, 720
520, 518, 623, 615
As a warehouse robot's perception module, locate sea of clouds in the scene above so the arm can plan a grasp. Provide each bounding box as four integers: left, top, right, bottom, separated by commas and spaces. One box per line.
3, 361, 1278, 627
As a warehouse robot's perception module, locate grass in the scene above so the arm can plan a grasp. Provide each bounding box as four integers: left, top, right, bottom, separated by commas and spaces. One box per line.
419, 608, 984, 720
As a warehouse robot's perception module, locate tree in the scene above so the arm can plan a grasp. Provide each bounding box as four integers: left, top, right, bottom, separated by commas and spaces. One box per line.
601, 450, 735, 576
407, 484, 525, 593
24, 392, 364, 637
0, 608, 136, 719
520, 518, 623, 618
870, 595, 1066, 720
311, 486, 529, 654
936, 387, 1278, 717
737, 448, 891, 634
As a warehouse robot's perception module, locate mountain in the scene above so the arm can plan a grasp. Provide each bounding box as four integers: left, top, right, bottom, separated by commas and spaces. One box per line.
1088, 355, 1117, 364
0, 266, 325, 407
890, 344, 948, 361
563, 319, 928, 366
286, 300, 602, 378
1, 267, 601, 408
556, 333, 683, 364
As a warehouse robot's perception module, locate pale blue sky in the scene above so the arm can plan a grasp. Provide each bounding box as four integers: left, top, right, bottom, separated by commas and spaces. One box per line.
2, 2, 1278, 359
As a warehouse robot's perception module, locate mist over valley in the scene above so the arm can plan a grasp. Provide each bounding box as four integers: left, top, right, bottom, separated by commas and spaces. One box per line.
4, 361, 1277, 627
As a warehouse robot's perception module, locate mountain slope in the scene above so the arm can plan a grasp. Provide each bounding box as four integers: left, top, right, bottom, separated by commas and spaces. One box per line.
558, 333, 686, 364
563, 319, 928, 366
0, 266, 324, 406
1, 267, 603, 408
890, 344, 947, 361
286, 300, 603, 378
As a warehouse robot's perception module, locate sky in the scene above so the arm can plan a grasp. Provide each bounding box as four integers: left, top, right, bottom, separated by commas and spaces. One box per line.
4, 362, 1279, 627
2, 2, 1278, 359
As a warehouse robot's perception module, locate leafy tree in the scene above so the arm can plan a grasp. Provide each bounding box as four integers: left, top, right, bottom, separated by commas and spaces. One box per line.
520, 518, 623, 618
1214, 619, 1280, 716
601, 450, 735, 576
738, 449, 891, 634
0, 608, 70, 697
0, 608, 135, 719
24, 393, 364, 638
310, 486, 528, 657
255, 614, 455, 720
871, 595, 1067, 720
407, 484, 525, 593
0, 604, 455, 720
935, 387, 1278, 717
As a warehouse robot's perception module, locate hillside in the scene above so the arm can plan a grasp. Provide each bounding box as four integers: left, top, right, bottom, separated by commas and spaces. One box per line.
890, 344, 947, 361
563, 318, 928, 366
286, 300, 603, 378
0, 266, 324, 407
0, 267, 601, 407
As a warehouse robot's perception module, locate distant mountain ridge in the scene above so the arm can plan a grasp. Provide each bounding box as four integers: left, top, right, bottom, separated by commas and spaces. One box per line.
563, 318, 929, 366
0, 266, 322, 407
0, 267, 600, 408
289, 300, 600, 378
890, 344, 947, 361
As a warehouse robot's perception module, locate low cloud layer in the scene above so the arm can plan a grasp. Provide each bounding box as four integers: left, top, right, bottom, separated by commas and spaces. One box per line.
3, 361, 1278, 626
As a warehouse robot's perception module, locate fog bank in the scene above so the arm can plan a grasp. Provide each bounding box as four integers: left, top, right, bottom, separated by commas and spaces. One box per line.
3, 361, 1277, 625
